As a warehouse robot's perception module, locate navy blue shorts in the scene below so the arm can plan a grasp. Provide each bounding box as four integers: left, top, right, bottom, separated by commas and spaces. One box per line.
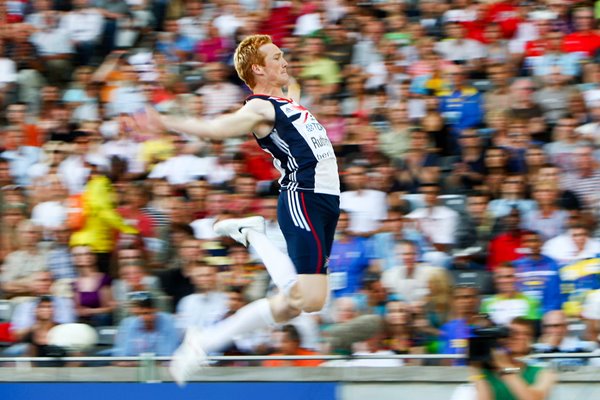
278, 191, 340, 275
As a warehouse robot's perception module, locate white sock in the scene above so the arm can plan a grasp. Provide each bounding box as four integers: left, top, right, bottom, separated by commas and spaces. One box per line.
246, 229, 298, 295
198, 298, 275, 353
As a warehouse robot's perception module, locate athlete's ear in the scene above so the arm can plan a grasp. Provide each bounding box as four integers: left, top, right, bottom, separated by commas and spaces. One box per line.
251, 64, 264, 76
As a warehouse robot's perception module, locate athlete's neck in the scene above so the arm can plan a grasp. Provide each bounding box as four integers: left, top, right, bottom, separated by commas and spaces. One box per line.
252, 84, 285, 98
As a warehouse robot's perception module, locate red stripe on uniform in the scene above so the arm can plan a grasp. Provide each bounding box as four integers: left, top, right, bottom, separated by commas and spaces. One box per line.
300, 192, 323, 274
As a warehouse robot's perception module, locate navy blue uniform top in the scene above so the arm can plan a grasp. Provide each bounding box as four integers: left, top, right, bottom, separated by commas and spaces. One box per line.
247, 94, 340, 196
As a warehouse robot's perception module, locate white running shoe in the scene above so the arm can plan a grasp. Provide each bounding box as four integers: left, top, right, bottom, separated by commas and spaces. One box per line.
213, 216, 266, 247
169, 327, 208, 387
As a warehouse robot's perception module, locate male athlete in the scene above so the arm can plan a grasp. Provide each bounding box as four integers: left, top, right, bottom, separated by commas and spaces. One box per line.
146, 35, 340, 385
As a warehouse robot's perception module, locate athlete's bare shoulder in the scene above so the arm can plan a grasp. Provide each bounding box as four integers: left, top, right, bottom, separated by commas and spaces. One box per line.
243, 97, 276, 139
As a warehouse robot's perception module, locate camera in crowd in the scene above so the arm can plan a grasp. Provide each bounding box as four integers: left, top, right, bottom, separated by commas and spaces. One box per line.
468, 317, 510, 368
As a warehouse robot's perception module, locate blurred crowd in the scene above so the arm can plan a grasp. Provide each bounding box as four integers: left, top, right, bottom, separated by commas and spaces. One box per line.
1, 0, 600, 368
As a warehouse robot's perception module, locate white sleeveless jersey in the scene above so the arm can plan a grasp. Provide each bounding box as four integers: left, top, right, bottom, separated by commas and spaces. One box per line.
249, 94, 340, 196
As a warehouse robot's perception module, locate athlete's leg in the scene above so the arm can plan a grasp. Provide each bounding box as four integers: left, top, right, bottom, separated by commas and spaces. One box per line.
246, 229, 298, 296
197, 274, 327, 357
171, 193, 337, 385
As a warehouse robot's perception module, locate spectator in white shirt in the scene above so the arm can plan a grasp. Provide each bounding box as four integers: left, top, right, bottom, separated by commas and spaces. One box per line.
101, 114, 144, 175
29, 11, 74, 86
177, 0, 207, 43
436, 22, 485, 70
195, 62, 244, 117
382, 240, 443, 304
58, 131, 93, 194
340, 163, 388, 236
60, 0, 104, 65
176, 263, 229, 332
31, 176, 68, 234
0, 39, 17, 106
405, 182, 459, 252
543, 224, 600, 266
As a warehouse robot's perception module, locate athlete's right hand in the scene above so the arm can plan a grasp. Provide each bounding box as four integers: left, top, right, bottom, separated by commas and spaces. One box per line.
134, 104, 165, 135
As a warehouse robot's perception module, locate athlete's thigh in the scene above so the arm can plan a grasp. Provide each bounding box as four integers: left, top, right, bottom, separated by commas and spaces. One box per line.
278, 191, 337, 274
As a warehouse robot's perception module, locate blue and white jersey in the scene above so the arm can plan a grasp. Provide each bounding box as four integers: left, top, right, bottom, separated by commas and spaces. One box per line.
248, 94, 340, 196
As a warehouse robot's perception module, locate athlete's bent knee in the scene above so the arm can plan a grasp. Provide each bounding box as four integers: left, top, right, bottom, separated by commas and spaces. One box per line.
301, 298, 326, 313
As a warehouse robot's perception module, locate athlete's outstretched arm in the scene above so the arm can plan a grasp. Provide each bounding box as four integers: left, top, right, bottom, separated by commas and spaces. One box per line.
145, 99, 274, 140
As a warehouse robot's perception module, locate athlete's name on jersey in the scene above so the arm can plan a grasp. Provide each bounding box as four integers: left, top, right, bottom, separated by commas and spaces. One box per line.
310, 135, 331, 149
316, 150, 335, 161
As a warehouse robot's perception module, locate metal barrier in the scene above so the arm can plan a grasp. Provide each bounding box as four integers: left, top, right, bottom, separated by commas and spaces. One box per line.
1, 351, 599, 363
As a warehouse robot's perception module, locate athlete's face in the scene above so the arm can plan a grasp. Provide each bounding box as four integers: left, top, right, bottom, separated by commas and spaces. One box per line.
257, 43, 289, 87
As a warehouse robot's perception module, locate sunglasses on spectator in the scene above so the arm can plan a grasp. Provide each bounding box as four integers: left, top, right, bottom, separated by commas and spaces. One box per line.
543, 323, 566, 328
128, 291, 152, 302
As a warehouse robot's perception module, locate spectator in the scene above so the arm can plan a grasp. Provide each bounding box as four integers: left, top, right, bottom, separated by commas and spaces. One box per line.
156, 18, 196, 63
438, 63, 484, 142
522, 182, 569, 241
487, 208, 529, 270
444, 129, 486, 192
328, 210, 377, 299
176, 263, 229, 332
178, 0, 207, 44
528, 30, 582, 78
0, 39, 17, 106
561, 144, 600, 211
505, 78, 545, 134
405, 182, 459, 252
544, 115, 587, 174
438, 284, 480, 366
46, 225, 77, 281
542, 223, 600, 266
470, 317, 556, 400
112, 260, 163, 323
487, 174, 536, 219
157, 237, 199, 311
1, 124, 42, 186
112, 291, 180, 363
263, 325, 322, 368
195, 62, 244, 117
513, 231, 562, 315
449, 248, 494, 295
562, 6, 600, 57
436, 22, 485, 67
382, 240, 443, 304
1, 220, 47, 298
455, 190, 494, 257
29, 10, 74, 87
60, 0, 104, 66
300, 36, 341, 94
72, 245, 114, 326
481, 262, 541, 326
69, 159, 138, 274
340, 163, 388, 236
8, 270, 76, 353
534, 69, 577, 125
533, 310, 596, 368
30, 175, 68, 233
21, 295, 66, 362
371, 207, 428, 273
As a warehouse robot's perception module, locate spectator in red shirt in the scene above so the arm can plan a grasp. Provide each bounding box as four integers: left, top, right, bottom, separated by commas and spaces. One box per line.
523, 16, 555, 58
487, 207, 530, 270
484, 0, 521, 39
562, 6, 600, 56
117, 184, 156, 251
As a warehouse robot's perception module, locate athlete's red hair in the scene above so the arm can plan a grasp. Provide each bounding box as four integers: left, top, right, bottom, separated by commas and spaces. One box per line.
234, 34, 273, 89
